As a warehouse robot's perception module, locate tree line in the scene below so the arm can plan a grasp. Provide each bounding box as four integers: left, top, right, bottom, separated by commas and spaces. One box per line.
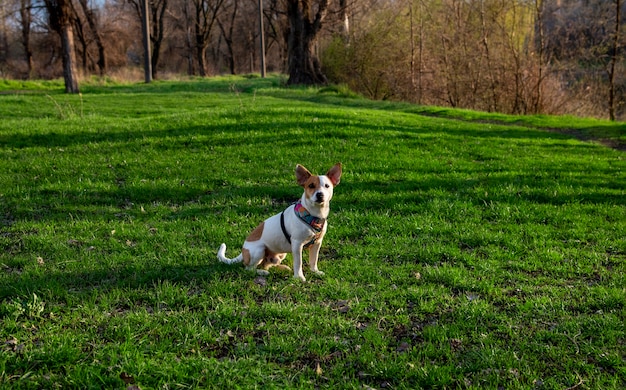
0, 0, 623, 120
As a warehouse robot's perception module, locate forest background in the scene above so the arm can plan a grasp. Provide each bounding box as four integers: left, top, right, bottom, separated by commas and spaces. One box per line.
0, 0, 624, 121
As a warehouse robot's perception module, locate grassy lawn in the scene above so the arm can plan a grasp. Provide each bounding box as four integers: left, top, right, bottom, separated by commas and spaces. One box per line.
0, 75, 624, 389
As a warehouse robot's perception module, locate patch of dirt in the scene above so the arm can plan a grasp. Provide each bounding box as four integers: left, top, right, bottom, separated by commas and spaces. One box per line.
416, 111, 625, 152
543, 127, 626, 151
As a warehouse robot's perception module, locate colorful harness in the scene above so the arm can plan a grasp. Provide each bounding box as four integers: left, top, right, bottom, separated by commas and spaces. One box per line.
280, 201, 326, 248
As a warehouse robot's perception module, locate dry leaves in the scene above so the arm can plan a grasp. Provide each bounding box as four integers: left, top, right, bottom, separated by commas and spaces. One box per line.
120, 372, 135, 384
331, 300, 351, 313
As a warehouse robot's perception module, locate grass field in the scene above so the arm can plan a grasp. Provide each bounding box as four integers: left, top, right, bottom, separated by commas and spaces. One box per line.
0, 75, 625, 389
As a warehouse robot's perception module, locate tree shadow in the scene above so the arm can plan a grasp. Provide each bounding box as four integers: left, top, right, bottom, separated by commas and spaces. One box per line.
257, 88, 626, 151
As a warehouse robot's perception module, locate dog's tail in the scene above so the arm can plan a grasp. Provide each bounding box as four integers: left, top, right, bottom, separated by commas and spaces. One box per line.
217, 243, 243, 264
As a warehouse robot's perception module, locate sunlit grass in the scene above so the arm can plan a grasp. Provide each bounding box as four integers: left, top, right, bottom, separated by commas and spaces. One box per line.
0, 75, 624, 389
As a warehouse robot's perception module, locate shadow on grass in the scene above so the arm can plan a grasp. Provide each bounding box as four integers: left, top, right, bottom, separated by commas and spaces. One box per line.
0, 261, 242, 300
257, 88, 626, 151
6, 75, 622, 149
0, 112, 596, 152
340, 176, 625, 213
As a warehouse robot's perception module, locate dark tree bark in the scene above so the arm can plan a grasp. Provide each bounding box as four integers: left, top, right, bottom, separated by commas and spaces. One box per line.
286, 0, 329, 85
129, 0, 167, 79
216, 0, 238, 75
78, 0, 107, 75
44, 0, 80, 93
608, 0, 621, 121
150, 0, 167, 79
19, 0, 35, 78
72, 3, 90, 72
192, 0, 225, 77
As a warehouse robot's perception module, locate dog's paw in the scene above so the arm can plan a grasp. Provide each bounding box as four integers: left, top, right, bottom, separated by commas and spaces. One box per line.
312, 270, 325, 276
256, 269, 270, 276
294, 274, 306, 282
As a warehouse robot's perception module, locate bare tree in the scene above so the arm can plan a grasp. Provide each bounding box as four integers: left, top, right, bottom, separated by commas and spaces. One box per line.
216, 0, 238, 74
286, 0, 329, 84
191, 0, 225, 76
77, 0, 107, 75
128, 0, 168, 79
19, 0, 35, 78
170, 0, 195, 74
72, 1, 89, 72
608, 0, 621, 121
533, 0, 546, 113
0, 2, 7, 70
43, 0, 80, 93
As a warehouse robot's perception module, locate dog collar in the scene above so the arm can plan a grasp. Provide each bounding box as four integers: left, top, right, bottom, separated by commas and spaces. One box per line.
294, 201, 325, 248
294, 201, 326, 233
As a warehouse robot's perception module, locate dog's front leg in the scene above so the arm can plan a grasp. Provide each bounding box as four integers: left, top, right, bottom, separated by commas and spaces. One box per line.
308, 242, 324, 276
292, 242, 306, 282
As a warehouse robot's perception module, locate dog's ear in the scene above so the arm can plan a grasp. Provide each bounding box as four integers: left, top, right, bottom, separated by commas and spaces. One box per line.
326, 163, 342, 186
295, 164, 312, 186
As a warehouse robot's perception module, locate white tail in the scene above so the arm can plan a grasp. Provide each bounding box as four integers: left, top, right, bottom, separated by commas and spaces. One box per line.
217, 243, 243, 264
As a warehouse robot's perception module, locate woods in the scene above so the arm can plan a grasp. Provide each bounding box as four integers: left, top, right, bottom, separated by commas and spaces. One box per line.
0, 0, 624, 119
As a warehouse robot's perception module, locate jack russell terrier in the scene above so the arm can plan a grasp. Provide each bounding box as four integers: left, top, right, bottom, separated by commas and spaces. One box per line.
217, 163, 342, 281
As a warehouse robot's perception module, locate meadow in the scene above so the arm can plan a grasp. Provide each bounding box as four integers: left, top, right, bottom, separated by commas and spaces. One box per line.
0, 75, 624, 389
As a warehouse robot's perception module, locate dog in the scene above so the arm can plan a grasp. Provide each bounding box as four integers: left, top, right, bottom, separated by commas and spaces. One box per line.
217, 163, 342, 281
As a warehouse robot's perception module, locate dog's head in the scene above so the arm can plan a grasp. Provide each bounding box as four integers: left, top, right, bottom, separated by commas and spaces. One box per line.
295, 163, 342, 206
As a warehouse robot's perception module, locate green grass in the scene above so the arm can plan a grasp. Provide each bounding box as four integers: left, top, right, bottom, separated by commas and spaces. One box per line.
0, 75, 625, 389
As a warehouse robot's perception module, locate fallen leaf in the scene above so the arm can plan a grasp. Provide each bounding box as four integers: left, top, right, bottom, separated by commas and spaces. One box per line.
331, 300, 350, 313
36, 256, 45, 265
4, 337, 18, 351
120, 372, 135, 384
67, 239, 82, 246
396, 341, 411, 353
450, 338, 463, 352
315, 362, 323, 376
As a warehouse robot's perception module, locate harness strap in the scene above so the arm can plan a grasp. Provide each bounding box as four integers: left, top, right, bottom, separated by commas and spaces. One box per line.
280, 211, 291, 244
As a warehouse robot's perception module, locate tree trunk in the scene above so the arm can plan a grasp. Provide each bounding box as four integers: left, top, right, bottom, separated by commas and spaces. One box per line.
533, 0, 545, 114
191, 0, 224, 77
608, 0, 621, 121
216, 0, 238, 75
73, 11, 89, 72
60, 23, 80, 93
286, 0, 328, 85
19, 0, 34, 78
196, 44, 208, 76
153, 0, 167, 79
338, 0, 349, 40
78, 0, 107, 75
44, 0, 80, 93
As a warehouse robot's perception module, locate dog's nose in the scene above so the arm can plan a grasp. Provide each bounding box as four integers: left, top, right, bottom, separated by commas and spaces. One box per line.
315, 192, 324, 202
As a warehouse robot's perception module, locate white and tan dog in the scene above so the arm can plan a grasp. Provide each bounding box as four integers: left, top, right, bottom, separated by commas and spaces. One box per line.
217, 163, 342, 281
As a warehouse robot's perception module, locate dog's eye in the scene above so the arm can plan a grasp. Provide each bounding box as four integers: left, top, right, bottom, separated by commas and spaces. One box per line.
308, 183, 315, 189
325, 184, 330, 188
